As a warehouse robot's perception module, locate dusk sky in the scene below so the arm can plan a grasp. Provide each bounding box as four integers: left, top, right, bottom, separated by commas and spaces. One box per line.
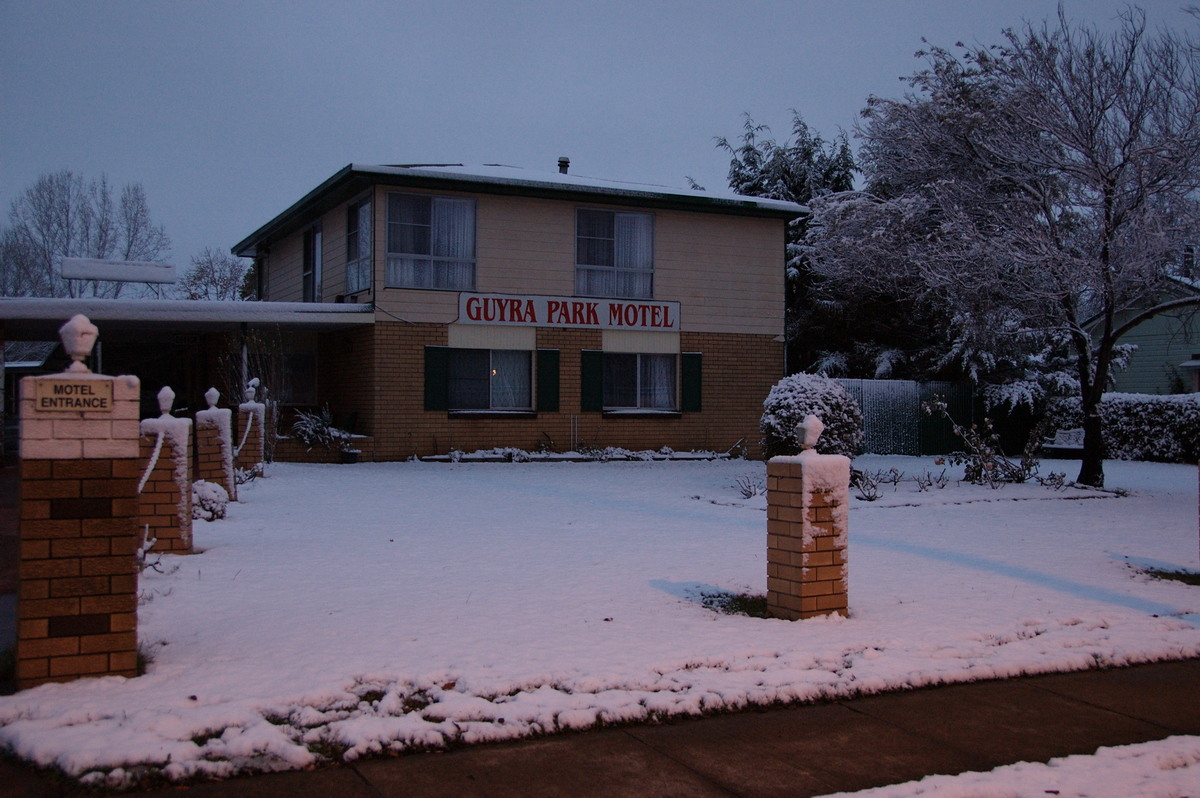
1, 0, 1192, 271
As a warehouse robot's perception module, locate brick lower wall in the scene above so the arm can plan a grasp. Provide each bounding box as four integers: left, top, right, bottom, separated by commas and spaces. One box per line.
17, 458, 140, 688
363, 321, 783, 460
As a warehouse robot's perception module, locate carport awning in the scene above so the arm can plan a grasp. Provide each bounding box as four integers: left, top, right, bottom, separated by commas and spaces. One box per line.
0, 297, 375, 341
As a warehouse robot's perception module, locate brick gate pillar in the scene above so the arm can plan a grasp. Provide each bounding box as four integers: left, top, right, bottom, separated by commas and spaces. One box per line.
195, 387, 236, 502
766, 415, 851, 621
138, 387, 193, 553
235, 380, 265, 477
16, 315, 141, 688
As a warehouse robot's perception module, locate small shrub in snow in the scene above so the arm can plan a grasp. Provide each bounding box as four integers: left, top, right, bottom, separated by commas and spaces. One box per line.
734, 474, 765, 499
291, 406, 354, 453
1043, 393, 1200, 463
192, 480, 229, 522
923, 398, 1038, 487
760, 373, 864, 458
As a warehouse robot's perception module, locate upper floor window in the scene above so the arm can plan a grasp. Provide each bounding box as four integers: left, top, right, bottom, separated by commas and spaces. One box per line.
386, 192, 476, 290
575, 209, 653, 299
302, 223, 322, 302
346, 199, 371, 294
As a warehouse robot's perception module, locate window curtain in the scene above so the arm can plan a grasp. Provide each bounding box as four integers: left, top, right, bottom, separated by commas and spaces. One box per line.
386, 194, 474, 290
490, 350, 532, 409
433, 197, 474, 290
640, 354, 676, 409
575, 211, 651, 299
347, 202, 371, 293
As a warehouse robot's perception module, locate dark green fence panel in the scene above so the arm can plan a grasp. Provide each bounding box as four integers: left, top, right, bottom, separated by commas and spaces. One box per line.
838, 379, 973, 455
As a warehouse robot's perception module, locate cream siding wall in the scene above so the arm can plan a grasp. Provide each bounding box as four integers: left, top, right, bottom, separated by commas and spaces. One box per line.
267, 233, 303, 302
655, 210, 783, 336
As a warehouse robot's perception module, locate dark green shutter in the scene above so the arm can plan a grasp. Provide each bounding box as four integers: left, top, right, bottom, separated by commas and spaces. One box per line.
580, 350, 603, 411
424, 346, 449, 411
681, 352, 702, 412
536, 349, 560, 412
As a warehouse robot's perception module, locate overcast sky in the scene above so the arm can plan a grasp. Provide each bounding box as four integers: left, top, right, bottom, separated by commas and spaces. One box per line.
1, 0, 1193, 270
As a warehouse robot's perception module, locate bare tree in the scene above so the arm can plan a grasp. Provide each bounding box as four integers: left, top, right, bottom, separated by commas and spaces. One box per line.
1, 170, 171, 298
177, 247, 251, 301
806, 8, 1200, 487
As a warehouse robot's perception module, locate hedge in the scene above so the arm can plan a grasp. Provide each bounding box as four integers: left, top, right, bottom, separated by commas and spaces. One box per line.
1043, 393, 1200, 463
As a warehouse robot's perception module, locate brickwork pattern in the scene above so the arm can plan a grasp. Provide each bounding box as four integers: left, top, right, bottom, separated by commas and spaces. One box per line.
138, 429, 193, 553
16, 458, 139, 688
360, 321, 783, 460
766, 459, 849, 620
273, 435, 377, 463
195, 413, 236, 502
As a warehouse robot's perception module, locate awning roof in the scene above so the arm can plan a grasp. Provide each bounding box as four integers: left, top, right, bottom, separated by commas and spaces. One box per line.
0, 297, 374, 341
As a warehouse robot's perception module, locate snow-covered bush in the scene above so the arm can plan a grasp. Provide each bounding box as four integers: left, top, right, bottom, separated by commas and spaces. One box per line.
192, 480, 229, 522
291, 406, 353, 453
1043, 393, 1200, 463
760, 373, 864, 458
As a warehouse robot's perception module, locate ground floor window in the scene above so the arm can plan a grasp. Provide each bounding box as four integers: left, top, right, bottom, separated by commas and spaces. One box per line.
448, 348, 531, 410
581, 351, 702, 414
602, 352, 676, 410
426, 346, 560, 412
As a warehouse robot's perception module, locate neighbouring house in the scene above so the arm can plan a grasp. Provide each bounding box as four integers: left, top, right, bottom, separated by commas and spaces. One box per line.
1104, 276, 1200, 395
229, 162, 804, 459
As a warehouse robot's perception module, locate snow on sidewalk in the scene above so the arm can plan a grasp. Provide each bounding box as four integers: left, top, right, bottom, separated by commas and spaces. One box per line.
0, 456, 1197, 787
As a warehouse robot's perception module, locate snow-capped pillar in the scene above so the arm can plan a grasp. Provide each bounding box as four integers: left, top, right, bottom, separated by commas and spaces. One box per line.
235, 378, 265, 479
16, 315, 141, 689
195, 388, 236, 503
138, 386, 194, 553
766, 414, 851, 620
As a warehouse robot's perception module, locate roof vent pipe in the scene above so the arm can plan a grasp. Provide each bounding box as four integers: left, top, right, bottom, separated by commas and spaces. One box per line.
558, 157, 570, 174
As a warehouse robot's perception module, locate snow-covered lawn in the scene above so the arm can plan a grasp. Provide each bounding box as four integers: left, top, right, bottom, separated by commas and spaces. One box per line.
0, 456, 1197, 790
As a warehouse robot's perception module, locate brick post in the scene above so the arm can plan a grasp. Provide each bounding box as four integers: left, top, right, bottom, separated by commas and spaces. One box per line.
766, 415, 851, 621
235, 382, 265, 478
138, 387, 193, 553
195, 388, 236, 502
17, 315, 141, 688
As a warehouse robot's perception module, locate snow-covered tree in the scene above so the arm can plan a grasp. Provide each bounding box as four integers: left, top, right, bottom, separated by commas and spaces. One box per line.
0, 170, 171, 298
177, 248, 250, 301
806, 8, 1200, 487
714, 112, 856, 372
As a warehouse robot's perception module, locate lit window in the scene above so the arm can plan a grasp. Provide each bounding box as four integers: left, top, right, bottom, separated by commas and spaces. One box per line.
448, 349, 531, 410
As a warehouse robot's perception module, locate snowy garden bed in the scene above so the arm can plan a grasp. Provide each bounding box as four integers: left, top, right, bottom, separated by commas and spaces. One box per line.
0, 455, 1197, 788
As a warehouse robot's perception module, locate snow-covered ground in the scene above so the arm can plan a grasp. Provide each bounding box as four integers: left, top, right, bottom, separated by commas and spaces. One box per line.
0, 455, 1197, 791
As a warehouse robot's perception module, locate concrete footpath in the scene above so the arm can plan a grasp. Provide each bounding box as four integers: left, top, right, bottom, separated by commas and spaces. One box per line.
1, 657, 1198, 797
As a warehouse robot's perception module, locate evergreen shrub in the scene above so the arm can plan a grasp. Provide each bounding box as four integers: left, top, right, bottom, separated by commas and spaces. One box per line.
761, 373, 864, 458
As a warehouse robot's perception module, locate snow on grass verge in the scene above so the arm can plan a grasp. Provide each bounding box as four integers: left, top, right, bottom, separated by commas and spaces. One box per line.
0, 456, 1197, 788
815, 735, 1200, 797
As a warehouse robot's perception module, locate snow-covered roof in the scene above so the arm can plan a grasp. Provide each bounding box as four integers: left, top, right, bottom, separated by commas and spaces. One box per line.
234, 163, 807, 257
0, 297, 373, 340
359, 163, 808, 214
